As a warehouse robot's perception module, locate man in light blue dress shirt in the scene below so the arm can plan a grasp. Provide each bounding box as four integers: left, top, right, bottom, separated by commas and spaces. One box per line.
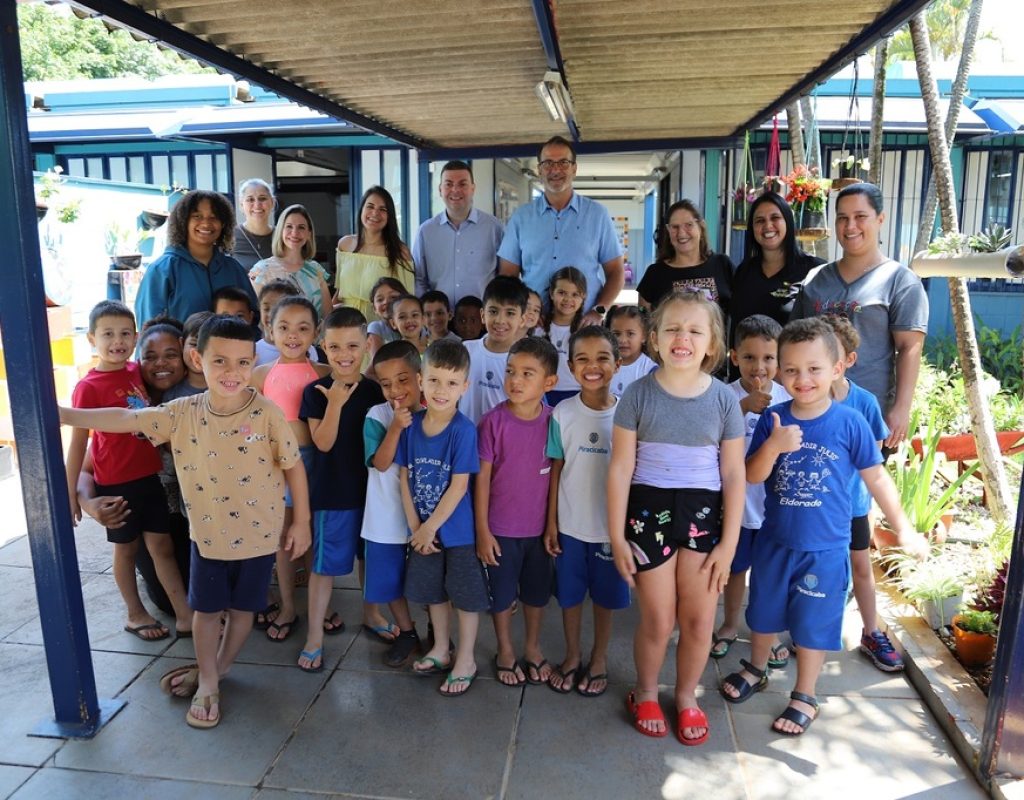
498, 136, 624, 325
413, 160, 504, 307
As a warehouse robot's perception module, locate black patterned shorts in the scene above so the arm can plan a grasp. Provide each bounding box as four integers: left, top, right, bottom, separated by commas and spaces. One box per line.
624, 484, 722, 572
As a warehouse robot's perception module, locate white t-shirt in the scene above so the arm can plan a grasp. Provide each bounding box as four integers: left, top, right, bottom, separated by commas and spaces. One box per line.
728, 378, 790, 529
545, 394, 617, 543
255, 338, 318, 367
546, 323, 581, 392
360, 402, 408, 544
612, 353, 657, 398
460, 336, 510, 425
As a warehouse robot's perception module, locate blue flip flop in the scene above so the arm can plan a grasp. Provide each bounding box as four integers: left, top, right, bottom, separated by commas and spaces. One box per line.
298, 647, 324, 673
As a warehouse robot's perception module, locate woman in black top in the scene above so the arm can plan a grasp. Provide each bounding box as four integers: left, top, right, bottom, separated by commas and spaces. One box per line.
638, 199, 734, 318
729, 192, 824, 344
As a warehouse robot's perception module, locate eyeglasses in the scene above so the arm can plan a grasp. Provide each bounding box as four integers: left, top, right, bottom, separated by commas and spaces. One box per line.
538, 159, 575, 170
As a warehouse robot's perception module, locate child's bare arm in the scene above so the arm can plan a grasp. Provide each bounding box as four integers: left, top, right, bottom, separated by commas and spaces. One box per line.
543, 459, 564, 556
251, 364, 269, 393
419, 473, 469, 549
371, 401, 412, 471
59, 405, 145, 434
475, 461, 500, 565
280, 461, 311, 559
400, 466, 434, 554
77, 455, 130, 529
309, 378, 359, 452
861, 464, 927, 559
64, 427, 90, 524
746, 411, 801, 483
607, 425, 638, 587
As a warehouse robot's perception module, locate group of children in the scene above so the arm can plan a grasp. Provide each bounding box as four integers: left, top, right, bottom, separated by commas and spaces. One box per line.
59, 265, 927, 738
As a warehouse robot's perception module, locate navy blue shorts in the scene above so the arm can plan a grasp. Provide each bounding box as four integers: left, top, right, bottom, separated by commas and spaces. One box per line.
553, 533, 630, 610
95, 474, 171, 544
187, 542, 275, 614
363, 540, 408, 604
544, 389, 579, 407
486, 535, 553, 612
312, 509, 361, 576
849, 515, 871, 551
729, 526, 757, 574
404, 544, 490, 613
745, 537, 850, 651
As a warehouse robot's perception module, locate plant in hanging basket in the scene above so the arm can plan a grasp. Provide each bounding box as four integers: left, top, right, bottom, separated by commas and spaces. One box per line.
781, 165, 830, 240
731, 183, 757, 228
831, 155, 870, 189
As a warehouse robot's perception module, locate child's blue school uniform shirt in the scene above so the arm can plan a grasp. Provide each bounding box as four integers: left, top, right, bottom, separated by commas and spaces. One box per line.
841, 380, 889, 517
396, 410, 479, 547
749, 400, 881, 551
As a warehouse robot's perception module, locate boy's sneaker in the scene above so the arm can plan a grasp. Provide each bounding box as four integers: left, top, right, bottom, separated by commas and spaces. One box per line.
859, 629, 904, 672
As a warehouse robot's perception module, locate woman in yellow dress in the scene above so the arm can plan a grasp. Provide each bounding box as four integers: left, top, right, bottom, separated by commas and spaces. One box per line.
335, 186, 414, 320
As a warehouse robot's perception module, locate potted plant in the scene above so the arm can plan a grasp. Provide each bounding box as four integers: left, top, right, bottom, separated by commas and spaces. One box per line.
105, 221, 152, 270
951, 608, 998, 667
731, 183, 757, 230
887, 554, 965, 629
781, 164, 831, 241
831, 155, 870, 189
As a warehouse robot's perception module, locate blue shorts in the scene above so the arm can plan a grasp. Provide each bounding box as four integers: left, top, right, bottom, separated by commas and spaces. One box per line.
745, 537, 850, 651
312, 509, 362, 576
486, 535, 553, 612
554, 533, 630, 611
187, 542, 275, 614
363, 540, 408, 604
284, 445, 316, 508
730, 526, 757, 574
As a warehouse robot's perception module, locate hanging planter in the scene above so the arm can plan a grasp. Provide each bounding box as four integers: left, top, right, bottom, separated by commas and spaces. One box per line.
782, 165, 831, 242
793, 203, 829, 241
831, 156, 870, 190
731, 131, 758, 230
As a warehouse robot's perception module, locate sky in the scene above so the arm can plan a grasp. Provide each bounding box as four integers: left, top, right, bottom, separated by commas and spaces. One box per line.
977, 0, 1024, 64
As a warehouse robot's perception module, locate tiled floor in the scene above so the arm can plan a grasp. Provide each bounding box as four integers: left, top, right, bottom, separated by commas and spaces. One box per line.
0, 520, 987, 800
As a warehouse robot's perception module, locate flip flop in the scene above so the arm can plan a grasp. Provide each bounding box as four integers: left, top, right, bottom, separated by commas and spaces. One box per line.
677, 707, 709, 746
522, 658, 551, 685
773, 691, 819, 736
266, 616, 298, 642
438, 671, 477, 697
186, 692, 220, 729
159, 663, 199, 697
626, 690, 667, 738
362, 622, 399, 643
124, 622, 169, 641
710, 633, 737, 659
323, 613, 345, 635
175, 629, 193, 640
548, 663, 580, 694
412, 655, 451, 676
298, 647, 324, 673
254, 602, 280, 631
495, 656, 526, 687
576, 666, 608, 698
767, 642, 791, 669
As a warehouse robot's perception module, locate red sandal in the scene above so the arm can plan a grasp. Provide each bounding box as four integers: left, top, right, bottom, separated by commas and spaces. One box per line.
677, 707, 709, 746
626, 690, 667, 738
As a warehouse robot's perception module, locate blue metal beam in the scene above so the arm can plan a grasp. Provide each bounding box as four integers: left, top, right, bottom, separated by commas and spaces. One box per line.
529, 0, 580, 142
732, 0, 935, 136
0, 0, 123, 738
980, 471, 1024, 778
420, 135, 741, 163
64, 0, 430, 150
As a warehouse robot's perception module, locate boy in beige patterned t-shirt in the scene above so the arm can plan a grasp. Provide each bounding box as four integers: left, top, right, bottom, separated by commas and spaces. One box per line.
61, 315, 311, 729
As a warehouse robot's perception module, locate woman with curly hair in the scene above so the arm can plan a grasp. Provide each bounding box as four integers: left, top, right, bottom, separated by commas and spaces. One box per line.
136, 190, 257, 325
334, 185, 414, 321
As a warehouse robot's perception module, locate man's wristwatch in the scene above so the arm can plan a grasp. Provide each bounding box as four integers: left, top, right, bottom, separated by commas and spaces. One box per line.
592, 305, 607, 317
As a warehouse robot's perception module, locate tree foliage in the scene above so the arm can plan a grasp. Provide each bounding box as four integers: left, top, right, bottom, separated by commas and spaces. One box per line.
888, 0, 995, 62
18, 4, 212, 82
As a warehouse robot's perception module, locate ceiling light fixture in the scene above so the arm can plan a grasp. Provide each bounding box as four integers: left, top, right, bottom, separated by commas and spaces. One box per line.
534, 70, 574, 123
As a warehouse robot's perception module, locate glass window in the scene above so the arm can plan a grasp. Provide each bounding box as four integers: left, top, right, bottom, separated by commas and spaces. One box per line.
214, 154, 228, 192
383, 149, 403, 236
171, 155, 190, 188
66, 158, 86, 178
151, 155, 170, 188
194, 153, 214, 190
108, 157, 127, 183
86, 157, 104, 179
985, 150, 1013, 228
129, 156, 147, 184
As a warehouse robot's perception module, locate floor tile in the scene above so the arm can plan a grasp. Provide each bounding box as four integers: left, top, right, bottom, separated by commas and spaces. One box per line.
0, 765, 35, 800
9, 768, 255, 800
0, 520, 115, 575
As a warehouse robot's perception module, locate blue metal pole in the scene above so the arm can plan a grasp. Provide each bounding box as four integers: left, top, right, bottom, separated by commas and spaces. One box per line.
0, 0, 123, 738
979, 470, 1024, 778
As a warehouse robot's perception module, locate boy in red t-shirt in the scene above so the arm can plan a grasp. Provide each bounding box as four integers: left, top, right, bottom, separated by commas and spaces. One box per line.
66, 301, 191, 640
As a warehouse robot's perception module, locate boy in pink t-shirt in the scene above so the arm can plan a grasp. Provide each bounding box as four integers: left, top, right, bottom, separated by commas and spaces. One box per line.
476, 337, 559, 686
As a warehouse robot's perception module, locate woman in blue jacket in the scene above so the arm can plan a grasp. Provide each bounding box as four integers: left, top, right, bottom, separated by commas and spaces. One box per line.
136, 190, 257, 325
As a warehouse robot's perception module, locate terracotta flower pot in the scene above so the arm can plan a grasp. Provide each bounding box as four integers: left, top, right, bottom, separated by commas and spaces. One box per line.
913, 431, 1024, 461
951, 614, 996, 667
872, 523, 899, 549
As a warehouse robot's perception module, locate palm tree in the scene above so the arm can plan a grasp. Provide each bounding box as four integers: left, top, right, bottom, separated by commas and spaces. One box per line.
910, 5, 1013, 523
869, 39, 888, 186
890, 0, 994, 62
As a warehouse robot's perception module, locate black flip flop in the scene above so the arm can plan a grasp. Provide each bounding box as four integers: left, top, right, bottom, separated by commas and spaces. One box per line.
265, 616, 298, 643
495, 656, 526, 687
254, 602, 280, 631
548, 664, 580, 694
576, 666, 608, 697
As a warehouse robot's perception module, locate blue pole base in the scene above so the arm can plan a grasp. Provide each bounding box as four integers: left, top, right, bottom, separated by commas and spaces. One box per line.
30, 697, 127, 740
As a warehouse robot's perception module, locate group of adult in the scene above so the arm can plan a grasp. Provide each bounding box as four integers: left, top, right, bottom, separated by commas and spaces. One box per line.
133, 135, 926, 445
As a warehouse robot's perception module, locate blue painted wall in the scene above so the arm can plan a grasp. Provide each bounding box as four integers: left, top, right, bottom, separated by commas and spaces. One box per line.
925, 279, 1024, 341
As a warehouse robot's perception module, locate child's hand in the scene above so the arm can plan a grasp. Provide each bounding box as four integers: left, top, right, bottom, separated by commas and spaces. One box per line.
281, 519, 311, 559
411, 521, 439, 554
477, 530, 501, 566
741, 377, 773, 415
316, 377, 358, 406
768, 411, 803, 453
543, 526, 561, 557
81, 495, 130, 529
699, 545, 735, 593
68, 494, 82, 526
610, 540, 636, 588
895, 525, 928, 561
390, 399, 413, 431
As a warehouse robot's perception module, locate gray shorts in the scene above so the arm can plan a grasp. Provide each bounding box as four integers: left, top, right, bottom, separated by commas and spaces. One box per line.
404, 544, 490, 613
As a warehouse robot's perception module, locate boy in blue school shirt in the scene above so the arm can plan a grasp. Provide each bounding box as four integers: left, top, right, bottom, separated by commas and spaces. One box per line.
398, 338, 490, 696
822, 314, 903, 672
720, 318, 926, 736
